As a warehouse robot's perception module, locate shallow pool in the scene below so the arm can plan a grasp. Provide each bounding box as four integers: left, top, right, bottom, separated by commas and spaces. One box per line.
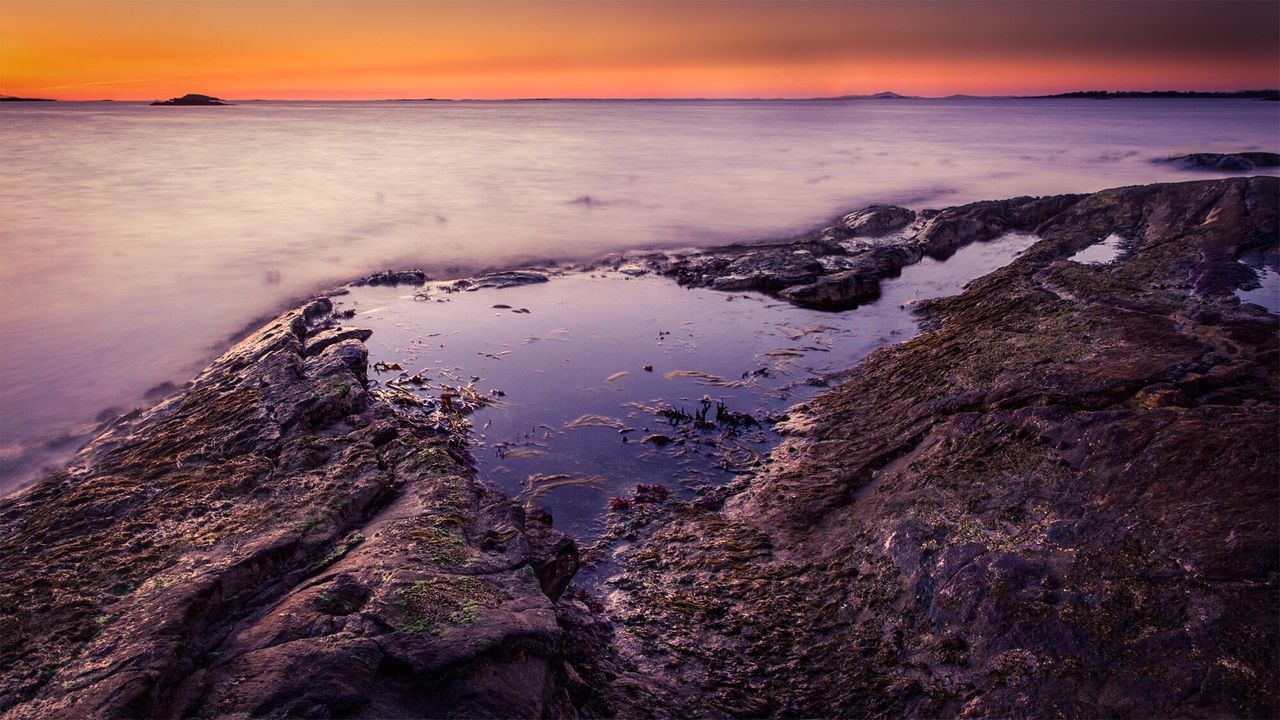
1235, 265, 1280, 313
345, 233, 1038, 539
1069, 233, 1126, 264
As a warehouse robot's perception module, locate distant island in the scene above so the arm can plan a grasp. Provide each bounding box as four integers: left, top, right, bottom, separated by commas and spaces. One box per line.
823, 91, 914, 100
0, 95, 55, 102
150, 93, 230, 106
1032, 89, 1279, 100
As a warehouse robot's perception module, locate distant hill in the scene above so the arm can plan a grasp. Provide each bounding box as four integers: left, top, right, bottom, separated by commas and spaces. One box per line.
824, 91, 915, 100
1032, 90, 1279, 100
0, 95, 55, 102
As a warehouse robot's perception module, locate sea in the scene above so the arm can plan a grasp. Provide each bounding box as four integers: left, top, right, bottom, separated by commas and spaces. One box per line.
1, 98, 1277, 493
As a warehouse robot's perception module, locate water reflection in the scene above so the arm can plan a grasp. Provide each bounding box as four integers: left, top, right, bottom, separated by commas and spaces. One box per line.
351, 233, 1039, 538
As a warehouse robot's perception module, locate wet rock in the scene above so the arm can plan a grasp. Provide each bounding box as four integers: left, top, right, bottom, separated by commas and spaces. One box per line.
1164, 151, 1280, 172
648, 194, 1082, 309
303, 326, 373, 357
709, 252, 823, 291
141, 380, 180, 401
840, 205, 916, 236
778, 269, 881, 309
524, 508, 580, 601
458, 270, 550, 290
351, 269, 429, 286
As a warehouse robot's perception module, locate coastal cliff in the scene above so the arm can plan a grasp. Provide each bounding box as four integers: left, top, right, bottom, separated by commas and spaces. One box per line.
1, 177, 1276, 718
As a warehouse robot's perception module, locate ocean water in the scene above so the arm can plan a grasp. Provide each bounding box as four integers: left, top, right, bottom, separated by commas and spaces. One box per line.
1, 98, 1277, 491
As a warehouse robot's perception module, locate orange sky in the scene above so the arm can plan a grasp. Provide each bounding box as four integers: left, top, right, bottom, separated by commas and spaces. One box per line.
2, 0, 1277, 100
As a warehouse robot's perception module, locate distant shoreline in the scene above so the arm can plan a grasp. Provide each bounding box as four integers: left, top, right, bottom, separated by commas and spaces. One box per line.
7, 89, 1277, 104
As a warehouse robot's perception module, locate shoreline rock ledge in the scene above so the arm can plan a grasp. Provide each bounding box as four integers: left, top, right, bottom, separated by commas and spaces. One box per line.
0, 299, 582, 718
591, 176, 1279, 718
0, 176, 1276, 719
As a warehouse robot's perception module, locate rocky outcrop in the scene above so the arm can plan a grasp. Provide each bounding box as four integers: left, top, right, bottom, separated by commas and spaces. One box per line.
451, 270, 551, 291
351, 269, 429, 287
1164, 152, 1280, 172
840, 205, 916, 236
0, 299, 582, 718
595, 177, 1279, 718
646, 194, 1082, 309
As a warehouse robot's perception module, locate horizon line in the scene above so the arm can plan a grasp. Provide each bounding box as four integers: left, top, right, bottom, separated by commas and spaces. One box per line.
5, 88, 1279, 103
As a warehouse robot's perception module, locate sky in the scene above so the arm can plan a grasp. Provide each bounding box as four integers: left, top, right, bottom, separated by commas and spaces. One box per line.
1, 0, 1277, 100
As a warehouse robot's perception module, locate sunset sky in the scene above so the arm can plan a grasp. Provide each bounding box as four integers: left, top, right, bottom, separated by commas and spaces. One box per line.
2, 0, 1277, 101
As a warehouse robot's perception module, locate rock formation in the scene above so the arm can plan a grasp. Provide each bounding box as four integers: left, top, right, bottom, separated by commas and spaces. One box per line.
591, 176, 1279, 718
1164, 152, 1280, 172
645, 195, 1081, 310
0, 299, 579, 718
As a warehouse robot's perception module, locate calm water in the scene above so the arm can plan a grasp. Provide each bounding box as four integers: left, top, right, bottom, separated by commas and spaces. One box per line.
349, 233, 1039, 539
1, 99, 1277, 490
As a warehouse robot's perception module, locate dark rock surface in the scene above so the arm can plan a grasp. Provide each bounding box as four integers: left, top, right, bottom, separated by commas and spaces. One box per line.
0, 299, 581, 718
840, 204, 917, 236
150, 94, 230, 106
592, 176, 1280, 718
1164, 152, 1280, 172
451, 270, 551, 291
644, 194, 1081, 309
350, 268, 429, 287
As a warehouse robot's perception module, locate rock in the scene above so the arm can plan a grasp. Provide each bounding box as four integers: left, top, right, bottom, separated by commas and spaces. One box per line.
0, 298, 586, 718
458, 271, 550, 290
840, 205, 916, 236
523, 508, 580, 601
351, 269, 428, 286
648, 194, 1082, 309
778, 269, 880, 309
709, 252, 822, 291
303, 326, 373, 357
149, 94, 229, 106
598, 177, 1280, 718
1164, 151, 1280, 172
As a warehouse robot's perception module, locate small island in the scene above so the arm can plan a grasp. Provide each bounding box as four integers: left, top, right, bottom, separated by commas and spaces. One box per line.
150, 93, 230, 106
0, 95, 55, 102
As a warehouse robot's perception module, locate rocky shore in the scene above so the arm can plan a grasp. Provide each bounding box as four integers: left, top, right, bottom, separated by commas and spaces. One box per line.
1, 176, 1276, 718
0, 301, 580, 718
591, 176, 1280, 717
628, 195, 1080, 310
